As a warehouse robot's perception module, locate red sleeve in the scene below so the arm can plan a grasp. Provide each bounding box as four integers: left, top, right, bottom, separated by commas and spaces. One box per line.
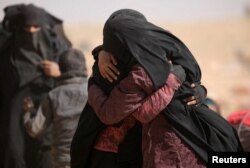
88, 65, 179, 125
88, 65, 148, 125
132, 73, 177, 124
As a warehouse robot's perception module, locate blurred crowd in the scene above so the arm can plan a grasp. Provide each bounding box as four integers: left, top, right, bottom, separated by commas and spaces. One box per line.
0, 4, 88, 168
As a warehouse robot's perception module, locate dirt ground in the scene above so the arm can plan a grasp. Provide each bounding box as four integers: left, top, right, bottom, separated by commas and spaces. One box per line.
64, 17, 250, 118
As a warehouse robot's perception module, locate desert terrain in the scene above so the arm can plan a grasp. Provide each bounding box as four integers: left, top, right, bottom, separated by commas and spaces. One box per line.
64, 18, 250, 117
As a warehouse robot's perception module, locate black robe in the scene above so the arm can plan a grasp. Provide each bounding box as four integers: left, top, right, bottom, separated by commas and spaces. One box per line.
102, 9, 243, 162
0, 4, 71, 168
71, 9, 242, 168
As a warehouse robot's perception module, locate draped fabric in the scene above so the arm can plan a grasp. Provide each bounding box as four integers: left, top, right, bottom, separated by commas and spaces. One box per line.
1, 3, 71, 88
102, 9, 242, 162
0, 3, 72, 168
71, 9, 242, 168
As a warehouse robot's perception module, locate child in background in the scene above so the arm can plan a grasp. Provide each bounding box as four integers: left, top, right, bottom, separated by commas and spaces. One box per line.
23, 48, 88, 168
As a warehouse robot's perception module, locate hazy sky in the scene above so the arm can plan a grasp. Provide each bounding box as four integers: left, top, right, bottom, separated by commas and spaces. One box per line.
1, 0, 249, 24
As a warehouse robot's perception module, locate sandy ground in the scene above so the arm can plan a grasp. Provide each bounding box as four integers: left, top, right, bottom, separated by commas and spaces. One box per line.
64, 18, 250, 117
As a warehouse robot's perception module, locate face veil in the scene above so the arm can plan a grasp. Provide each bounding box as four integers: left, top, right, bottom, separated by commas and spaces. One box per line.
103, 9, 171, 89
2, 3, 72, 87
103, 9, 202, 90
102, 9, 243, 163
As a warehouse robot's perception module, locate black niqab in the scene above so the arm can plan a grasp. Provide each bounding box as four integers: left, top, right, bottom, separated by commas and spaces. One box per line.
3, 4, 62, 32
102, 9, 242, 162
71, 9, 242, 168
103, 9, 171, 89
0, 4, 72, 168
20, 4, 47, 27
103, 9, 203, 93
1, 3, 71, 88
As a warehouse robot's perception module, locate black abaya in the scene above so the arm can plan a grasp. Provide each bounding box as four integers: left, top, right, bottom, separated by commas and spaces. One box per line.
102, 9, 243, 162
0, 4, 71, 168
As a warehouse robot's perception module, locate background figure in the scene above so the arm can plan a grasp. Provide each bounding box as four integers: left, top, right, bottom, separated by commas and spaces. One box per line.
23, 48, 88, 168
204, 97, 221, 115
227, 109, 250, 151
71, 9, 241, 168
0, 4, 71, 168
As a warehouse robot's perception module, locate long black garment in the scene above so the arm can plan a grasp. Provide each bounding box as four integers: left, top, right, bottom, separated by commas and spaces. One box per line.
0, 4, 71, 168
102, 9, 243, 162
71, 9, 242, 168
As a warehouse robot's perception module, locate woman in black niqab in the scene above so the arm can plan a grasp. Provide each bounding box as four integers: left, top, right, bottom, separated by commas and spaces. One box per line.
3, 3, 71, 88
0, 3, 71, 168
102, 9, 242, 163
71, 9, 242, 168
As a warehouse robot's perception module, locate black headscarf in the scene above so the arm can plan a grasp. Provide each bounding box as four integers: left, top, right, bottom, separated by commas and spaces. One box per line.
103, 9, 202, 91
71, 9, 242, 167
3, 4, 62, 33
102, 9, 242, 162
1, 4, 72, 88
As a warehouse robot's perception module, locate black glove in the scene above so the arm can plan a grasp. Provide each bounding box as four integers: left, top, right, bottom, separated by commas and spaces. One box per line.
171, 64, 186, 83
193, 84, 207, 104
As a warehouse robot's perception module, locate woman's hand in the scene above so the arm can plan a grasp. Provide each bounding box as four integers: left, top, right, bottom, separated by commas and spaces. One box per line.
183, 83, 207, 106
40, 60, 61, 78
23, 97, 34, 112
98, 50, 120, 82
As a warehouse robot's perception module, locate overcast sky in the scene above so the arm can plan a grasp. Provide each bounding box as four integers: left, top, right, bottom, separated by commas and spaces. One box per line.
1, 0, 249, 24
